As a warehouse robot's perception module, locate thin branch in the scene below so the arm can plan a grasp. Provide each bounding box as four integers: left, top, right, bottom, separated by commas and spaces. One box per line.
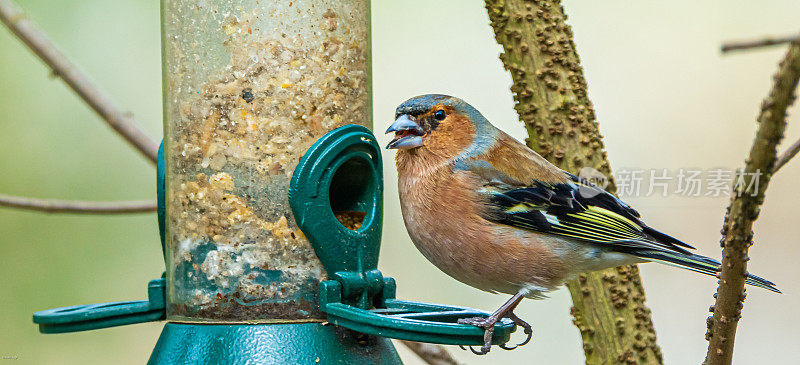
399, 341, 461, 365
704, 43, 800, 365
0, 0, 159, 163
773, 136, 800, 173
721, 33, 800, 53
0, 194, 156, 214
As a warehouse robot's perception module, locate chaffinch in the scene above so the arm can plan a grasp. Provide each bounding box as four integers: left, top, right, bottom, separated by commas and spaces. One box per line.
385, 94, 779, 355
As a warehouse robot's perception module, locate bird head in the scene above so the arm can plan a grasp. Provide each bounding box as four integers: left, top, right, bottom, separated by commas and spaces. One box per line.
386, 94, 496, 158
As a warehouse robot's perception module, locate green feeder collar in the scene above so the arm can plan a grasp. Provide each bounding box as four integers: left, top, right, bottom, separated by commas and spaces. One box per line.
289, 124, 516, 346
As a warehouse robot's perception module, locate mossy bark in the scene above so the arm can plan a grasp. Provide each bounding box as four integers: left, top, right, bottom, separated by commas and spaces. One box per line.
704, 44, 800, 365
484, 1, 662, 363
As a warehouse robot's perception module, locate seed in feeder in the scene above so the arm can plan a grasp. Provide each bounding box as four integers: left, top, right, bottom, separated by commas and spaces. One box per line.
165, 3, 369, 322
241, 88, 255, 103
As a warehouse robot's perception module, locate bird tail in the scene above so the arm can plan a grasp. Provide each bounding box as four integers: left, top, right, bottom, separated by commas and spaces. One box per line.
633, 249, 781, 294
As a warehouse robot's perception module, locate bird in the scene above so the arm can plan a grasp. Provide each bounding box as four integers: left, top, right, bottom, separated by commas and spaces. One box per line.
385, 94, 780, 355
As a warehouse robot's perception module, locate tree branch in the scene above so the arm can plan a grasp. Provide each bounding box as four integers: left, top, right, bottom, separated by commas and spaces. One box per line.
484, 1, 661, 363
399, 341, 461, 365
704, 43, 800, 365
721, 33, 800, 53
0, 194, 156, 214
772, 136, 800, 173
0, 0, 159, 163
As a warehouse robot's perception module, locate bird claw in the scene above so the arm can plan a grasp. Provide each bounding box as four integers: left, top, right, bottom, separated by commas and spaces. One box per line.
457, 316, 496, 355
499, 342, 519, 351
458, 344, 489, 355
468, 345, 491, 355
457, 311, 534, 355
507, 312, 534, 348
498, 324, 532, 351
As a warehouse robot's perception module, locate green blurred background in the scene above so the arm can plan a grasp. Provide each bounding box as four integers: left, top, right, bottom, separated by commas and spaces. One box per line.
1, 0, 799, 363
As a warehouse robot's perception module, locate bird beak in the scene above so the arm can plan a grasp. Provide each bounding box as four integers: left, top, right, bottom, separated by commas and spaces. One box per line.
386, 114, 425, 149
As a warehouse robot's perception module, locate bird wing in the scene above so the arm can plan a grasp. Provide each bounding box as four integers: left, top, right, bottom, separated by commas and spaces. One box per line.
453, 133, 779, 292
475, 168, 695, 255
468, 166, 782, 292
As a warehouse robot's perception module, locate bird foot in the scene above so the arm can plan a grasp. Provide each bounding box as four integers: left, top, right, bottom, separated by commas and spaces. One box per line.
457, 311, 533, 355
499, 312, 533, 350
457, 316, 496, 355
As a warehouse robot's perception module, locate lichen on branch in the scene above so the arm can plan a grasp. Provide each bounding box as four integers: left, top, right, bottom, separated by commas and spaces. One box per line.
484, 0, 662, 363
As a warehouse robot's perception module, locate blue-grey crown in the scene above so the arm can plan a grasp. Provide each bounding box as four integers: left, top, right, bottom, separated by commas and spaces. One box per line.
395, 94, 494, 134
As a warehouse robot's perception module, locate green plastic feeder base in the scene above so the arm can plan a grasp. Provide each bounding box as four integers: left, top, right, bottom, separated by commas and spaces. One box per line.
148, 322, 402, 365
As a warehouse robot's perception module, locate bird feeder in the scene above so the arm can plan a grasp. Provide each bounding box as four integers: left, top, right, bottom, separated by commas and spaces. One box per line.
32, 1, 516, 363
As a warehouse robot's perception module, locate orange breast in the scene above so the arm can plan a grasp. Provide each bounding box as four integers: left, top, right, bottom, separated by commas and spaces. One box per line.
396, 162, 570, 296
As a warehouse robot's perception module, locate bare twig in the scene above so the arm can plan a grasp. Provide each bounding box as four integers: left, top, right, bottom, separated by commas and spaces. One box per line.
0, 194, 156, 214
0, 0, 159, 163
773, 136, 800, 173
399, 341, 461, 365
704, 43, 800, 365
721, 33, 800, 53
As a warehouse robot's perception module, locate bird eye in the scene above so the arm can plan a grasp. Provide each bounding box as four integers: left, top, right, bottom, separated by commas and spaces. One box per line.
434, 110, 446, 121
